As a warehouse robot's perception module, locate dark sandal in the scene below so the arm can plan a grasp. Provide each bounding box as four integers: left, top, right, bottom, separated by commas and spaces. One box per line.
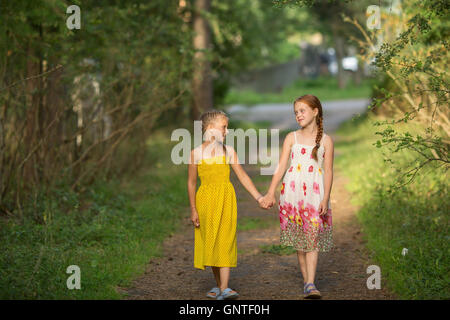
304, 283, 322, 299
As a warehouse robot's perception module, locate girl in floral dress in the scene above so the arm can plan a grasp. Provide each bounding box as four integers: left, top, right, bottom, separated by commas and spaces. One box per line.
261, 94, 334, 299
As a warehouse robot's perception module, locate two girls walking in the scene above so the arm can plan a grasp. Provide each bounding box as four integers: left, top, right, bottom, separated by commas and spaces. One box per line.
187, 94, 334, 299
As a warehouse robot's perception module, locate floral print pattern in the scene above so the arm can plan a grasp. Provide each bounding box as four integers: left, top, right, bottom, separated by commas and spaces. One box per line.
279, 132, 333, 252
290, 180, 296, 192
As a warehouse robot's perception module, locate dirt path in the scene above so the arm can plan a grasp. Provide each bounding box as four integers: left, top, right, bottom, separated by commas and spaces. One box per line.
118, 133, 396, 300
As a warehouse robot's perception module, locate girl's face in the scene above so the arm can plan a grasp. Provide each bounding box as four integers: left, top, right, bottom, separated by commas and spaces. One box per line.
294, 102, 318, 127
205, 116, 229, 142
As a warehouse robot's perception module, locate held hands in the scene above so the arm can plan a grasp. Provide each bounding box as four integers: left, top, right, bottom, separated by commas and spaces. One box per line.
257, 193, 276, 210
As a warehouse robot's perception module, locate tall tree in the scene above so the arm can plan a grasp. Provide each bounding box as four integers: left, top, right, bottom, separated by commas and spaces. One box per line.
191, 0, 213, 120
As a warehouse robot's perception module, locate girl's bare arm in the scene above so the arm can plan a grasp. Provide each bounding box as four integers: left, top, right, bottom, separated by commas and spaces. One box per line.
187, 150, 199, 226
322, 135, 334, 203
228, 147, 263, 202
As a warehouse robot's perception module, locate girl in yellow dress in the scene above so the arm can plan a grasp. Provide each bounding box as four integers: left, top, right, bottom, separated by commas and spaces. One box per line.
187, 109, 268, 300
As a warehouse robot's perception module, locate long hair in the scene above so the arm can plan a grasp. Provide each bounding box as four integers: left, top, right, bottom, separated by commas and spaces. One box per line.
293, 94, 323, 162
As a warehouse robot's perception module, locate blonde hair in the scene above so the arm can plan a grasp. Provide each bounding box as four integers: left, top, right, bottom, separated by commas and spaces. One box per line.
199, 109, 229, 135
199, 109, 229, 161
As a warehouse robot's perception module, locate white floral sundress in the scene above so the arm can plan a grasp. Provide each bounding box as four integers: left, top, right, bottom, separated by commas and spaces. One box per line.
278, 130, 333, 252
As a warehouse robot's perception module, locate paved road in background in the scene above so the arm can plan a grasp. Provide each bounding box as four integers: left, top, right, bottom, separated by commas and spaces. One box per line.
226, 98, 371, 131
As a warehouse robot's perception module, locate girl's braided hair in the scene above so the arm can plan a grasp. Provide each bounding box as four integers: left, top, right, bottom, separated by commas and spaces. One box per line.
199, 109, 229, 135
199, 109, 229, 159
293, 94, 324, 162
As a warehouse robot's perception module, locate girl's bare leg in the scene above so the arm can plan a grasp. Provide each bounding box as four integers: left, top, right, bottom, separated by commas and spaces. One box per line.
208, 267, 221, 297
296, 250, 308, 285
305, 250, 319, 284
212, 266, 221, 284
219, 267, 237, 293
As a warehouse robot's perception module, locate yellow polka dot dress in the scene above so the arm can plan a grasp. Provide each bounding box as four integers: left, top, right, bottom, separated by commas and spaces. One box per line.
194, 155, 237, 270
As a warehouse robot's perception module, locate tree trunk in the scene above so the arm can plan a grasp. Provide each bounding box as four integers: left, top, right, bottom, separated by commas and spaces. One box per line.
353, 58, 363, 86
24, 42, 41, 185
191, 0, 213, 120
332, 25, 346, 89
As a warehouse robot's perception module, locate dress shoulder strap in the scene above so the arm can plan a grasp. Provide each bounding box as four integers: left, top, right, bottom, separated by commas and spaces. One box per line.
294, 131, 297, 144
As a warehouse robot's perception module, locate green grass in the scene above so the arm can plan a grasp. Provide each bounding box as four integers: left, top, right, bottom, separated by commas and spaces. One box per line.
260, 244, 297, 255
334, 112, 449, 300
237, 217, 274, 231
224, 75, 376, 106
0, 128, 188, 299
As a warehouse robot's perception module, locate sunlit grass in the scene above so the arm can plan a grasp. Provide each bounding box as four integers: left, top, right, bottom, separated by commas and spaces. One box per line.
224, 75, 376, 105
334, 111, 449, 300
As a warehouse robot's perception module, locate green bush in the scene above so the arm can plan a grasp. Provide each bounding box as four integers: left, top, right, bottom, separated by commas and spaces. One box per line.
0, 135, 187, 299
335, 112, 449, 299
